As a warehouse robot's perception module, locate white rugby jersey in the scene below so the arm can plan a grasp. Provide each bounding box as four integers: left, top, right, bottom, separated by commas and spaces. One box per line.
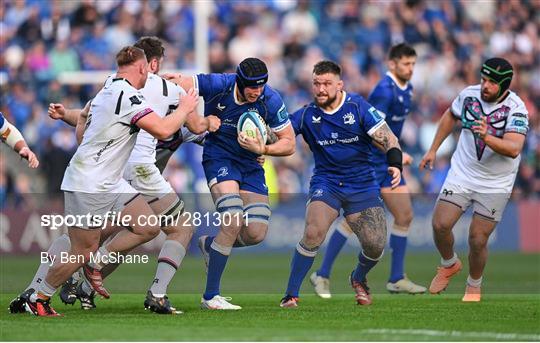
61, 78, 153, 192
447, 85, 529, 193
105, 73, 185, 164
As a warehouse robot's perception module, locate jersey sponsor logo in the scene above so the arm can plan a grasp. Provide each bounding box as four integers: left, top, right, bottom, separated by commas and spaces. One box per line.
217, 167, 228, 177
368, 107, 383, 121
312, 116, 321, 123
331, 132, 339, 139
512, 119, 526, 127
461, 97, 510, 160
442, 188, 454, 196
316, 135, 359, 146
277, 104, 288, 121
217, 103, 226, 111
343, 112, 356, 125
94, 139, 114, 162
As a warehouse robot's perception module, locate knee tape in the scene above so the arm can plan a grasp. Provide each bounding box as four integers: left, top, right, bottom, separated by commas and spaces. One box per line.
243, 202, 271, 225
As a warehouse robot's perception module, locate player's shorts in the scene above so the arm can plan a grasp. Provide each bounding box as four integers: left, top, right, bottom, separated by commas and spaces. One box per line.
437, 179, 510, 222
308, 176, 383, 216
203, 158, 268, 196
123, 162, 175, 201
374, 162, 406, 188
64, 179, 138, 229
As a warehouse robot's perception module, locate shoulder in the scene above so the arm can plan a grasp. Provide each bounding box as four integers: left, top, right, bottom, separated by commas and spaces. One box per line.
460, 84, 481, 96
506, 91, 528, 115
345, 92, 368, 108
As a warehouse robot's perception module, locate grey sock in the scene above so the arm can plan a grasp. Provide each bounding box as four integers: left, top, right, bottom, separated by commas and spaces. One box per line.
149, 240, 186, 296
27, 234, 71, 291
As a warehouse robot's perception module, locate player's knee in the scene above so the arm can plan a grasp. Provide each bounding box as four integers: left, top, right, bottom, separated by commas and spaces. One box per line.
432, 216, 452, 233
469, 234, 488, 252
303, 225, 326, 247
363, 241, 385, 259
242, 228, 267, 246
395, 209, 413, 227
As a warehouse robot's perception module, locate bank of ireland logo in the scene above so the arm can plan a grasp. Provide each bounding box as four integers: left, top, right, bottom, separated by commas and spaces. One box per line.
217, 167, 228, 177
312, 189, 323, 197
331, 132, 339, 139
343, 112, 355, 125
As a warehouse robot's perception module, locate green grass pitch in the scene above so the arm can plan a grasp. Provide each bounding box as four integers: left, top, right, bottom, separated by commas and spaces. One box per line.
1, 252, 539, 341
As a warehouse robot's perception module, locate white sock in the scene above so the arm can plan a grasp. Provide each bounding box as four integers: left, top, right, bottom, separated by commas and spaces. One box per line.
441, 252, 458, 267
467, 275, 482, 288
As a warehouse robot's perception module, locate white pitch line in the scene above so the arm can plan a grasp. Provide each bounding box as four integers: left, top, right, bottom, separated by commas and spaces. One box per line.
361, 328, 540, 341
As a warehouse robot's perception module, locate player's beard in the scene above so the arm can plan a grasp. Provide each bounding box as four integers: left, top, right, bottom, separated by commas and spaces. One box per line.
481, 88, 497, 102
315, 93, 337, 108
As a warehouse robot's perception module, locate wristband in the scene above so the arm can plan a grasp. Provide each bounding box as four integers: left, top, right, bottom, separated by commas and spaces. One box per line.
386, 147, 403, 172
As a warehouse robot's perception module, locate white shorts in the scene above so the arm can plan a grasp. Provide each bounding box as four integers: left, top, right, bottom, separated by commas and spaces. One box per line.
123, 162, 175, 201
64, 179, 138, 229
437, 179, 510, 222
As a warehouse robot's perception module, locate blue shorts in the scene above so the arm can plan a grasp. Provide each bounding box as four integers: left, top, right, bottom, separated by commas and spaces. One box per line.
203, 158, 268, 196
374, 163, 406, 188
308, 177, 383, 216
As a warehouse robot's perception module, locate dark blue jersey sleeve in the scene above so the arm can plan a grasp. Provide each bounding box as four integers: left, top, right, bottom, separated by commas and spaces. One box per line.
265, 89, 291, 132
358, 97, 385, 136
195, 73, 228, 99
289, 108, 305, 136
367, 83, 393, 118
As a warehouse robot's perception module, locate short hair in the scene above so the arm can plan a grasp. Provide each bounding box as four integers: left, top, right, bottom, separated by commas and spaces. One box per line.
134, 36, 165, 62
388, 43, 417, 60
116, 46, 146, 67
313, 60, 342, 76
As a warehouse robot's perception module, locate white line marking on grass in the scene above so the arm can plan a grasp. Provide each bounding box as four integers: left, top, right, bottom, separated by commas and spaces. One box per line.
361, 329, 540, 341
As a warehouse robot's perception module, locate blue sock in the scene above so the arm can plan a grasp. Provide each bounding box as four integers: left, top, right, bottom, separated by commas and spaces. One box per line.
352, 251, 379, 282
204, 236, 214, 253
317, 229, 348, 278
389, 234, 407, 283
285, 248, 316, 297
203, 246, 228, 300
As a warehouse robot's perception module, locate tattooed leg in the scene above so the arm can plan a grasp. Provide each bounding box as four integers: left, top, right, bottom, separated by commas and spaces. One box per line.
346, 206, 387, 259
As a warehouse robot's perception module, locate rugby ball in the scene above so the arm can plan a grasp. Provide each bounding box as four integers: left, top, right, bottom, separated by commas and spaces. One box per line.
237, 111, 268, 143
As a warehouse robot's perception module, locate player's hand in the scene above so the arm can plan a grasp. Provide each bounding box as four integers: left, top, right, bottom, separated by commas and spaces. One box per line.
19, 147, 39, 168
179, 88, 199, 115
162, 72, 182, 84
388, 166, 401, 189
238, 129, 266, 155
419, 150, 436, 171
48, 103, 65, 120
256, 155, 266, 166
403, 152, 413, 166
206, 115, 221, 132
472, 116, 488, 140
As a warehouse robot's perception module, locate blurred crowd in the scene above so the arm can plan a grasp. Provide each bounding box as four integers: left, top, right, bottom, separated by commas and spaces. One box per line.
1, 0, 539, 208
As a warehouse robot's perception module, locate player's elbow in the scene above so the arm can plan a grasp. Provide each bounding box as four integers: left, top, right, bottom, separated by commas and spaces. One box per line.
508, 150, 520, 159
283, 139, 296, 156
152, 127, 173, 141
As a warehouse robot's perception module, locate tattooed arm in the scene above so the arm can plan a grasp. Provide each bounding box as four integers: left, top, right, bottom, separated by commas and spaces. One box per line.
370, 122, 401, 152
370, 122, 402, 189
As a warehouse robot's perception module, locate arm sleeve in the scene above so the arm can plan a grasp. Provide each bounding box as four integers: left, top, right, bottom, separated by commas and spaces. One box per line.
450, 90, 465, 118
117, 90, 154, 126
289, 109, 303, 136
505, 104, 529, 135
358, 98, 386, 137
367, 84, 392, 119
266, 92, 291, 132
194, 73, 227, 99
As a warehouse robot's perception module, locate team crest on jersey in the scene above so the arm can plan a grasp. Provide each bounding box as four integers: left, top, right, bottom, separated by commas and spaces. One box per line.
312, 189, 323, 197
129, 95, 143, 106
461, 97, 509, 160
343, 112, 355, 125
331, 132, 339, 139
312, 116, 321, 123
217, 167, 228, 177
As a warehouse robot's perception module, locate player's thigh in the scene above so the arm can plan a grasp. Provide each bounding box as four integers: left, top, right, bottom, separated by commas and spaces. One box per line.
381, 184, 413, 226
240, 189, 270, 239
121, 194, 160, 235
210, 180, 241, 200
432, 200, 465, 232
67, 227, 101, 253
303, 200, 339, 246
468, 214, 497, 250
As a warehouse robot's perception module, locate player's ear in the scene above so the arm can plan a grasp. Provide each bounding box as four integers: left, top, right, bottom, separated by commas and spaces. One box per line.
337, 79, 344, 91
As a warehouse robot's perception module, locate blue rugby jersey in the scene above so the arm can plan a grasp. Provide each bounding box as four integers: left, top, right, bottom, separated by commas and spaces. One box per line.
368, 72, 413, 166
290, 91, 385, 191
194, 73, 290, 164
